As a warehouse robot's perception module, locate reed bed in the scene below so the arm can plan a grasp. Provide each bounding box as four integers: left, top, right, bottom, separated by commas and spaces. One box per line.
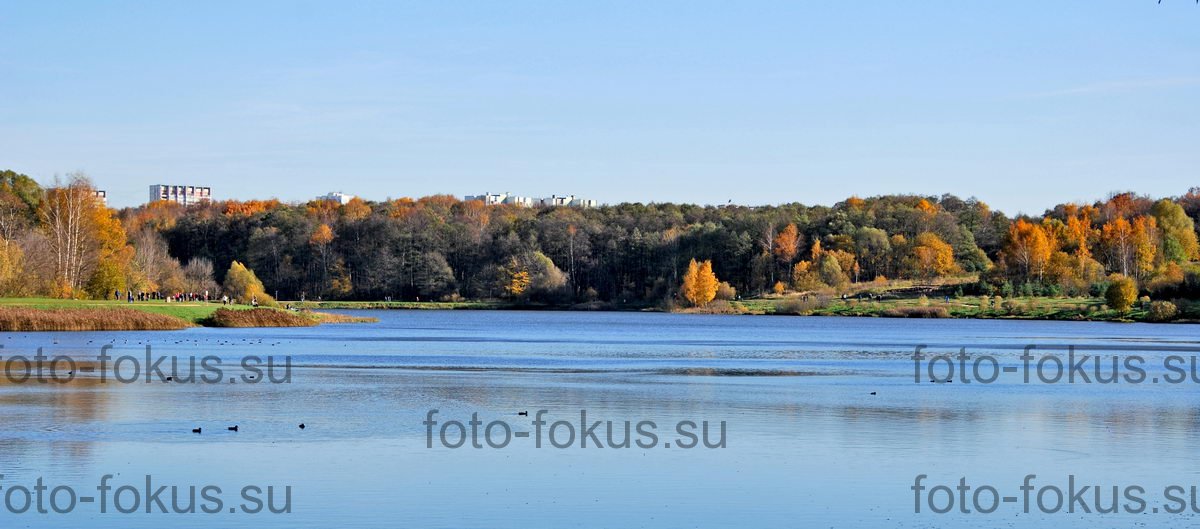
202, 308, 318, 328
0, 307, 191, 331
881, 306, 951, 318
308, 311, 378, 324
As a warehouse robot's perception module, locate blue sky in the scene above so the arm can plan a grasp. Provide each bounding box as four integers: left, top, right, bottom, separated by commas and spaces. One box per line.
1, 1, 1196, 214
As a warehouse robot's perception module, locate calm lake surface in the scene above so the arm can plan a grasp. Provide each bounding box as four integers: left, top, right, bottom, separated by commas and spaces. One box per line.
2, 311, 1199, 528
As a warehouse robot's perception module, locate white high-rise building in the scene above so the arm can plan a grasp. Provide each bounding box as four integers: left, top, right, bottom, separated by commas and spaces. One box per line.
538, 195, 597, 208
318, 191, 356, 205
149, 184, 212, 206
464, 192, 535, 207
465, 192, 596, 208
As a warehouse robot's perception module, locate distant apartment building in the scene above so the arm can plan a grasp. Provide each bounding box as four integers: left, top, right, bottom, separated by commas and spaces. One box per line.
318, 191, 356, 205
465, 192, 595, 208
464, 192, 535, 207
149, 184, 212, 206
93, 189, 107, 206
539, 194, 597, 208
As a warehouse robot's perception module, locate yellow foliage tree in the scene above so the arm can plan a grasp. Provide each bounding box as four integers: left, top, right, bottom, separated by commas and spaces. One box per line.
223, 260, 276, 306
792, 260, 823, 291
1005, 219, 1052, 282
1101, 217, 1135, 277
1065, 212, 1094, 277
503, 258, 531, 297
1131, 216, 1158, 280
85, 203, 134, 298
0, 238, 23, 296
681, 258, 719, 307
911, 232, 958, 278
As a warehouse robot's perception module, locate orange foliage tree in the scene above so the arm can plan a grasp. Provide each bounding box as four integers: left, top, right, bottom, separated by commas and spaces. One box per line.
681, 259, 719, 307
1005, 219, 1053, 282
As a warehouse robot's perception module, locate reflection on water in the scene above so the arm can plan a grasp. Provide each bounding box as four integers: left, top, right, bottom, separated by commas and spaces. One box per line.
1, 312, 1199, 527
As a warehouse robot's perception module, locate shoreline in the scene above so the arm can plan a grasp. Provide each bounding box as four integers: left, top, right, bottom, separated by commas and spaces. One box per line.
0, 299, 377, 331
0, 294, 1191, 331
295, 296, 1194, 324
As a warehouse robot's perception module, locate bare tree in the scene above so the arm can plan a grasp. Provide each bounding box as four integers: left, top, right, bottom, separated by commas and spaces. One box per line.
0, 193, 30, 246
40, 173, 98, 296
183, 257, 218, 294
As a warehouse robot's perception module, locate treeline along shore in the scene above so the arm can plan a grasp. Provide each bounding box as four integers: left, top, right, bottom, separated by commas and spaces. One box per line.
2, 168, 1199, 328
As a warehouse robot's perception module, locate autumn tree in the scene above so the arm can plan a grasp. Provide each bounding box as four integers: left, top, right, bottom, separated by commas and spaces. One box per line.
0, 237, 22, 296
681, 258, 719, 307
223, 260, 276, 305
502, 257, 531, 298
1005, 219, 1052, 283
910, 232, 958, 279
1131, 216, 1158, 280
310, 223, 335, 293
84, 200, 135, 298
791, 260, 822, 291
341, 198, 372, 222
773, 223, 800, 264
1101, 217, 1135, 277
1064, 210, 1094, 277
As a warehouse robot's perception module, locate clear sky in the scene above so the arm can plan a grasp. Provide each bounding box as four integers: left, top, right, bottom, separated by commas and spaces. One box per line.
1, 1, 1196, 214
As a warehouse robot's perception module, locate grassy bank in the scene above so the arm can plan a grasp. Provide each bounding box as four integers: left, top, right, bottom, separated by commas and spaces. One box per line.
0, 297, 226, 324
727, 295, 1198, 323
0, 298, 377, 331
18, 286, 1176, 326
290, 292, 1197, 323
290, 300, 507, 310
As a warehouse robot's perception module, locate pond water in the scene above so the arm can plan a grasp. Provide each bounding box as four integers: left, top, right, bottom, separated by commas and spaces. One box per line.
1, 311, 1198, 528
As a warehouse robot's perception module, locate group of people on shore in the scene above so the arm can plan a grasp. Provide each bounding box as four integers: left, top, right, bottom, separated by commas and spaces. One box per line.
112, 289, 211, 304
110, 289, 261, 308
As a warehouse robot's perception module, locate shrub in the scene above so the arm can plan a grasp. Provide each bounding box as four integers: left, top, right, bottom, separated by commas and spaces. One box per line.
1105, 276, 1138, 312
715, 281, 737, 301
882, 306, 949, 318
1000, 282, 1014, 298
776, 296, 829, 315
1147, 301, 1179, 322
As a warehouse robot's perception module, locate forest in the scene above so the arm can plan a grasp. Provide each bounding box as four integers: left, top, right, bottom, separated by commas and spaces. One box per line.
2, 169, 1198, 316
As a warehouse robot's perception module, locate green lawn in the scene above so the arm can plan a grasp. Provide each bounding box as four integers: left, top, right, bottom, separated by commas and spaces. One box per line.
0, 298, 241, 324
289, 300, 508, 310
